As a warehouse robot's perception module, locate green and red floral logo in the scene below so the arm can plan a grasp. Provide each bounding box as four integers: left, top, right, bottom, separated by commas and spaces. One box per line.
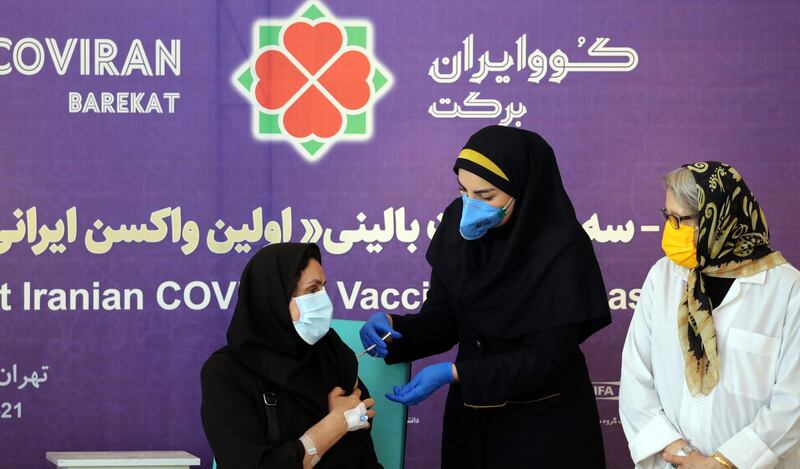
232, 2, 393, 161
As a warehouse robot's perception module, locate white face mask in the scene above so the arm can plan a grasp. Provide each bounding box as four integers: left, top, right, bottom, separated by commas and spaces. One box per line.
291, 287, 334, 345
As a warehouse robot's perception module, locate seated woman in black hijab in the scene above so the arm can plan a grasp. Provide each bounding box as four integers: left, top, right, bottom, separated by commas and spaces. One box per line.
201, 243, 381, 469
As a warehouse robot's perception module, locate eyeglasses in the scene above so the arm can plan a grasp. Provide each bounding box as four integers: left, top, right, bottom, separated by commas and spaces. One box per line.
660, 208, 695, 229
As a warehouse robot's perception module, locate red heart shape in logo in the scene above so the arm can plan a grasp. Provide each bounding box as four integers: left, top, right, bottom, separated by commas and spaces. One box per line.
254, 50, 307, 110
283, 21, 343, 75
319, 50, 372, 111
283, 85, 342, 139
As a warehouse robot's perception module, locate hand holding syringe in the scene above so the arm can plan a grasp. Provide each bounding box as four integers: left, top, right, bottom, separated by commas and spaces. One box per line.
357, 332, 392, 359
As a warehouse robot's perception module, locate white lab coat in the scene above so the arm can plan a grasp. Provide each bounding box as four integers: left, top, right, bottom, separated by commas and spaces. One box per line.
619, 256, 800, 469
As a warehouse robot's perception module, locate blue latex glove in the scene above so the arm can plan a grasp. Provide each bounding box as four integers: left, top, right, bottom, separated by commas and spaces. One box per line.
386, 362, 453, 406
359, 312, 402, 358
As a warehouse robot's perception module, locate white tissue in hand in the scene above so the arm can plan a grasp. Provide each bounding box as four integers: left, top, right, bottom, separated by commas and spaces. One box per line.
344, 402, 369, 431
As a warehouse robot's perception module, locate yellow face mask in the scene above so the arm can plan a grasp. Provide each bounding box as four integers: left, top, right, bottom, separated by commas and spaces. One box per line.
661, 221, 697, 269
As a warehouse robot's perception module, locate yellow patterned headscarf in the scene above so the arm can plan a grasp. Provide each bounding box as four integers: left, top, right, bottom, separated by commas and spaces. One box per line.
679, 162, 786, 395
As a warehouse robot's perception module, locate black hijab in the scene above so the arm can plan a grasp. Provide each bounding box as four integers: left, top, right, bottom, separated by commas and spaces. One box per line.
226, 243, 358, 415
427, 125, 611, 341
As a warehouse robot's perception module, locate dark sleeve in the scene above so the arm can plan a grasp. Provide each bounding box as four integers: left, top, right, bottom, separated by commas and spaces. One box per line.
354, 380, 382, 469
360, 438, 382, 469
455, 324, 582, 405
385, 270, 459, 364
200, 356, 304, 469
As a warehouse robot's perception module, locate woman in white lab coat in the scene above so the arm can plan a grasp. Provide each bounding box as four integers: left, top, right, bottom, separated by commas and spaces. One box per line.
620, 162, 800, 469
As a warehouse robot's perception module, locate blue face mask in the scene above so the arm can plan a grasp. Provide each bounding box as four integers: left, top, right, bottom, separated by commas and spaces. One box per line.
459, 194, 514, 240
292, 287, 334, 345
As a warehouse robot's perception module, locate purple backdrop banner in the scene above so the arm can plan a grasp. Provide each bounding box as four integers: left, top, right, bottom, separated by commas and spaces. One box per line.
1, 1, 799, 467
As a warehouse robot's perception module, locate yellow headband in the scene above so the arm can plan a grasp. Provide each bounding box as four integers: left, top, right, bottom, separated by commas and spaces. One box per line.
458, 148, 510, 182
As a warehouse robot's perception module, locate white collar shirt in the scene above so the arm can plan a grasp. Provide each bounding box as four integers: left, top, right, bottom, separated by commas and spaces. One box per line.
620, 257, 800, 469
